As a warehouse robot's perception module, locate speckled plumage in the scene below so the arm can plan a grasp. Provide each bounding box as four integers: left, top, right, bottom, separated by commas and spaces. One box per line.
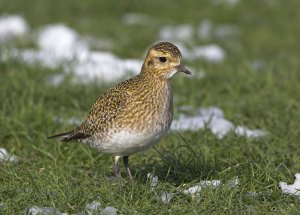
49, 41, 191, 182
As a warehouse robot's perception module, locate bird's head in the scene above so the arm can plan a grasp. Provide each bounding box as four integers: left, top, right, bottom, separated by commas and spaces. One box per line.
141, 42, 192, 80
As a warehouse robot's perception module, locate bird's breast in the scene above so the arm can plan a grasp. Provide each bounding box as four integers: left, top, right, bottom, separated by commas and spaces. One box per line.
130, 81, 173, 133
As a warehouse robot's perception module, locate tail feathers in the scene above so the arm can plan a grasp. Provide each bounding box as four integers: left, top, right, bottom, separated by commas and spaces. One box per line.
48, 131, 91, 142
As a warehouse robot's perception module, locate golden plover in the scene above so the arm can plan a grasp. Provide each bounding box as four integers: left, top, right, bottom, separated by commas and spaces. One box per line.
49, 42, 191, 183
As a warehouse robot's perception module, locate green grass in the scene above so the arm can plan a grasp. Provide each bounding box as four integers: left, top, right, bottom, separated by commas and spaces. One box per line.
1, 0, 300, 214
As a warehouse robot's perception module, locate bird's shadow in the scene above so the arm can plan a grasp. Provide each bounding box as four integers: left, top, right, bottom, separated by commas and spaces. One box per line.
130, 143, 221, 186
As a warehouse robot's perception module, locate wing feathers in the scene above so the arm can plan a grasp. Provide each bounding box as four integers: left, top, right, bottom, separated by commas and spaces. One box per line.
48, 131, 90, 142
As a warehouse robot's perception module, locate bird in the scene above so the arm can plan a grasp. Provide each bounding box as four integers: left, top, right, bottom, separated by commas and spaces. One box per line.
48, 41, 191, 184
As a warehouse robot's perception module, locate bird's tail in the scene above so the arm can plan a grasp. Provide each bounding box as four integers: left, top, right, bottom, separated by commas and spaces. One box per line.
48, 131, 90, 142
48, 131, 73, 142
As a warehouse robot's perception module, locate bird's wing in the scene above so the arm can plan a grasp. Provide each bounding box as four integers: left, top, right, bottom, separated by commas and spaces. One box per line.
78, 87, 133, 135
55, 76, 140, 141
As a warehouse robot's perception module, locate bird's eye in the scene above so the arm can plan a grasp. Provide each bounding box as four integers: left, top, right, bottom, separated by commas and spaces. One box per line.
158, 57, 167, 63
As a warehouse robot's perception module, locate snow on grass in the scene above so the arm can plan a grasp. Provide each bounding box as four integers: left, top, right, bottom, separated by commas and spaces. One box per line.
147, 172, 239, 201
147, 173, 174, 204
228, 177, 240, 188
71, 51, 142, 83
171, 106, 267, 139
183, 180, 221, 196
188, 44, 226, 63
161, 191, 174, 204
2, 23, 142, 84
235, 126, 267, 138
84, 201, 117, 215
147, 173, 159, 191
0, 15, 28, 41
85, 201, 101, 215
1, 16, 225, 83
183, 178, 239, 197
279, 173, 300, 197
38, 24, 89, 59
25, 201, 117, 215
0, 147, 18, 163
101, 206, 118, 215
25, 206, 66, 215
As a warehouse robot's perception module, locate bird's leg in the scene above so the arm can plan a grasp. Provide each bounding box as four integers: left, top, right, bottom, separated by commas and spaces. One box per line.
114, 156, 121, 186
123, 156, 133, 181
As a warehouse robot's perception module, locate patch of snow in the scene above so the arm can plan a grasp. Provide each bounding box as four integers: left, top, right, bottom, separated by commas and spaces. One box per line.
171, 114, 207, 131
3, 23, 143, 84
171, 106, 226, 132
102, 206, 117, 215
171, 106, 267, 139
146, 173, 174, 204
122, 13, 151, 25
235, 126, 267, 138
209, 118, 234, 138
279, 173, 300, 197
161, 191, 174, 204
183, 177, 239, 197
228, 177, 239, 188
147, 173, 159, 190
183, 180, 221, 196
0, 147, 18, 163
25, 206, 65, 215
0, 15, 28, 41
159, 24, 194, 42
75, 201, 117, 215
71, 51, 142, 83
198, 106, 224, 118
189, 45, 226, 63
85, 201, 101, 215
38, 24, 88, 59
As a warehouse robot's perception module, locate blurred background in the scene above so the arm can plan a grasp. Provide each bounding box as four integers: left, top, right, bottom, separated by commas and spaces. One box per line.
1, 0, 300, 214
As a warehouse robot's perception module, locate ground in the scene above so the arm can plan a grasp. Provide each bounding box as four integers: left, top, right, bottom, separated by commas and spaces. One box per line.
0, 0, 300, 214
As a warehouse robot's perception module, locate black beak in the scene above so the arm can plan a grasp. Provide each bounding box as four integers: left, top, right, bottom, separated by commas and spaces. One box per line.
175, 64, 192, 75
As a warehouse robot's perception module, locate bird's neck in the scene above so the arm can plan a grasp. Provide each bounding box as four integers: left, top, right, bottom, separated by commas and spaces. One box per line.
139, 67, 171, 84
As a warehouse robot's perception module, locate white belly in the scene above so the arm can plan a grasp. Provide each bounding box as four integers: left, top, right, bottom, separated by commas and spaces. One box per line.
93, 128, 168, 156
